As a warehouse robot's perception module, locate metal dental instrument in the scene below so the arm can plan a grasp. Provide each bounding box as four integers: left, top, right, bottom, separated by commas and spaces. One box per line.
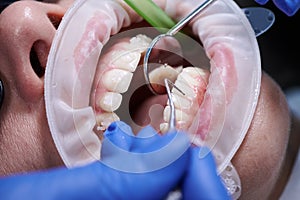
143, 4, 275, 95
164, 79, 176, 131
142, 0, 215, 131
139, 1, 274, 131
165, 78, 180, 131
164, 78, 185, 132
144, 0, 216, 95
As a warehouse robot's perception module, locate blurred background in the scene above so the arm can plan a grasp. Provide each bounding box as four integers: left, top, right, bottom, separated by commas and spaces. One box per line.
236, 2, 300, 199
236, 0, 300, 90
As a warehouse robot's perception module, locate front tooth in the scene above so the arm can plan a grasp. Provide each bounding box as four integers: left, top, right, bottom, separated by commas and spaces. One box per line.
97, 92, 122, 112
112, 50, 141, 72
149, 64, 180, 86
163, 106, 191, 122
102, 69, 133, 93
128, 34, 152, 53
96, 112, 120, 131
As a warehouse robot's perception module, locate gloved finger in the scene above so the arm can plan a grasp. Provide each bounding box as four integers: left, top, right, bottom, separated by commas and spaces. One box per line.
102, 121, 191, 153
102, 121, 184, 152
273, 0, 300, 16
130, 126, 190, 153
0, 150, 189, 200
0, 164, 110, 200
101, 121, 191, 173
97, 123, 192, 199
103, 121, 135, 151
182, 147, 230, 200
255, 0, 300, 16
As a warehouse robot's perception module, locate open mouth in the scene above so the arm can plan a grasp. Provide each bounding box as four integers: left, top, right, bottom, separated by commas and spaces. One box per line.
44, 0, 261, 178
88, 32, 211, 138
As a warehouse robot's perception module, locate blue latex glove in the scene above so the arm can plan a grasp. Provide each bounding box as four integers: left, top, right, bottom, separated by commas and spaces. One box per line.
0, 121, 229, 200
255, 0, 300, 16
182, 147, 230, 200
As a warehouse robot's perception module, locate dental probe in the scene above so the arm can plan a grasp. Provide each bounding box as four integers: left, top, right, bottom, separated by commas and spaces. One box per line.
164, 78, 185, 132
124, 0, 274, 132
164, 79, 176, 131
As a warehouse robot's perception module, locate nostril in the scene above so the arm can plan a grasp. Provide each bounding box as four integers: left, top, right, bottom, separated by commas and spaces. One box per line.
30, 40, 49, 78
47, 12, 63, 29
30, 44, 45, 78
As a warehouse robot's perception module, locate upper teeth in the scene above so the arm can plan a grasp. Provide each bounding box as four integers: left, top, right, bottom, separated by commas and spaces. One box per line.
102, 68, 133, 93
97, 92, 122, 112
111, 50, 141, 72
93, 34, 149, 132
92, 34, 209, 135
148, 64, 182, 93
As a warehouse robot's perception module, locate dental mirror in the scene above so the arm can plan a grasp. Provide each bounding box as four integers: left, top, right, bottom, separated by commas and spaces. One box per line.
143, 5, 275, 95
143, 0, 215, 95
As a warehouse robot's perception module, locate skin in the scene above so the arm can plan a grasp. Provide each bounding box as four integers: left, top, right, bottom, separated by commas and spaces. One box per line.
0, 0, 299, 199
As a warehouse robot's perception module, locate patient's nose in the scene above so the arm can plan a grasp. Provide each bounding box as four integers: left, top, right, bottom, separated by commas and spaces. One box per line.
0, 1, 67, 102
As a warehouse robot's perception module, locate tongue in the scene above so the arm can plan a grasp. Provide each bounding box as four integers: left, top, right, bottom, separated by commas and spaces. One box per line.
130, 91, 168, 134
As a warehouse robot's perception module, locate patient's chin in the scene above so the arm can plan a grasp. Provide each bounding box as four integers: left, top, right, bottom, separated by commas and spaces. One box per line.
232, 72, 290, 199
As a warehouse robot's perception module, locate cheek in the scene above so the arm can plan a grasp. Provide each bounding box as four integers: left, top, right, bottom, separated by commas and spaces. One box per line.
232, 73, 290, 199
0, 99, 63, 175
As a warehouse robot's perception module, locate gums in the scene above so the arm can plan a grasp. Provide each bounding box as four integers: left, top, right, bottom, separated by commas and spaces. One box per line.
45, 1, 261, 187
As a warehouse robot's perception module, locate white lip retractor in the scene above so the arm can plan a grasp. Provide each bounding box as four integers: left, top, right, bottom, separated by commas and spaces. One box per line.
45, 0, 262, 199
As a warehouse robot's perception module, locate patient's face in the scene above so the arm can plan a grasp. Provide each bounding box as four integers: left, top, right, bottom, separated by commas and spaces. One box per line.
0, 0, 296, 199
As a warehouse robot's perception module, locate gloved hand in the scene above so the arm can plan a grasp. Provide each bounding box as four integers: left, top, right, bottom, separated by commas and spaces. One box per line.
0, 121, 189, 200
255, 0, 300, 16
0, 121, 229, 200
182, 147, 230, 200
